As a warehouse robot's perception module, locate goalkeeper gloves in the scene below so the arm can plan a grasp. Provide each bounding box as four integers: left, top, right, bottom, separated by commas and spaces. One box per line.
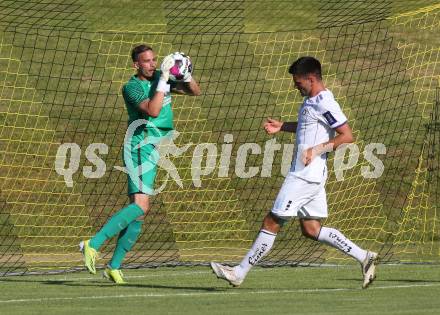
182, 54, 193, 83
173, 52, 193, 83
157, 54, 174, 93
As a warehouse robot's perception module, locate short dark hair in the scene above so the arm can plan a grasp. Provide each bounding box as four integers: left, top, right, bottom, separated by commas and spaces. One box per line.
288, 56, 322, 80
131, 44, 153, 62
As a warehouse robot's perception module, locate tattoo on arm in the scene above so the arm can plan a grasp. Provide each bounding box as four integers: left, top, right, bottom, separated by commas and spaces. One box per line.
280, 122, 297, 133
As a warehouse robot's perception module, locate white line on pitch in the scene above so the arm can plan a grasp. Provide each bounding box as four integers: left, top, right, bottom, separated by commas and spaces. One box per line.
1, 283, 440, 304
2, 264, 427, 282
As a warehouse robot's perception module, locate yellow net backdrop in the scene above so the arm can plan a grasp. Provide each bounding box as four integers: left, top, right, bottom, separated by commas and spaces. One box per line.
0, 1, 439, 275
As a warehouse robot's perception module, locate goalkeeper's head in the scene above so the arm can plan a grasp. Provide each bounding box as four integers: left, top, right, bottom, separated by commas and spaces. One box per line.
288, 56, 323, 97
131, 44, 157, 80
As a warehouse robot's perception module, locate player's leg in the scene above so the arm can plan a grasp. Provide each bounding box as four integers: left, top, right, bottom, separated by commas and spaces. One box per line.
111, 194, 148, 265
301, 219, 378, 288
104, 218, 143, 284
79, 201, 145, 274
102, 143, 157, 282
89, 201, 146, 252
300, 218, 368, 262
211, 173, 309, 287
80, 145, 156, 275
211, 212, 281, 287
299, 185, 378, 288
235, 212, 281, 276
104, 194, 148, 283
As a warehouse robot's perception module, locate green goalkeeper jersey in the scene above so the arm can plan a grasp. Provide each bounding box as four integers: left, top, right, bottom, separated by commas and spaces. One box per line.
122, 70, 174, 147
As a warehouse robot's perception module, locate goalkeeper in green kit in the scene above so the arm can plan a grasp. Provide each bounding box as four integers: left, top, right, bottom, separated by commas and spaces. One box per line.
80, 44, 201, 284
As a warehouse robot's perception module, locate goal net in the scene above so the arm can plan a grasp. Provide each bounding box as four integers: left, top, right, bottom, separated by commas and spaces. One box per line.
0, 0, 439, 275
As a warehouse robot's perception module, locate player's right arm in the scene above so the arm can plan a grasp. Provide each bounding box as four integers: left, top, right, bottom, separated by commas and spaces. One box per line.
123, 83, 167, 118
264, 118, 297, 134
124, 56, 175, 117
137, 91, 167, 117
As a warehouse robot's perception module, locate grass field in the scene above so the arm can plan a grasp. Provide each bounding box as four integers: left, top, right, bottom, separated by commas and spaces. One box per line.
1, 264, 440, 314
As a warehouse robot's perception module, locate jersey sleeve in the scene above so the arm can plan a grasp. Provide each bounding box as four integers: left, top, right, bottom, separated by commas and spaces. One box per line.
316, 99, 348, 129
122, 82, 149, 108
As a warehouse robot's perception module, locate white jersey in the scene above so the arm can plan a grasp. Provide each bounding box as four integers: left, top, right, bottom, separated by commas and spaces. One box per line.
291, 89, 347, 183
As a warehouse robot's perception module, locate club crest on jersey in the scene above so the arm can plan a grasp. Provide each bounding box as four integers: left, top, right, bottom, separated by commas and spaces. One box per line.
323, 111, 337, 125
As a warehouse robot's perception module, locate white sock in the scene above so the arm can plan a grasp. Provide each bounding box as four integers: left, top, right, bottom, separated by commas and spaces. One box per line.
234, 229, 276, 278
317, 227, 367, 263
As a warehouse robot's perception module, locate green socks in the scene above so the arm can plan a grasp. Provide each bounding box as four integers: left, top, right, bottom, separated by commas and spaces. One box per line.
89, 203, 144, 251
108, 220, 143, 270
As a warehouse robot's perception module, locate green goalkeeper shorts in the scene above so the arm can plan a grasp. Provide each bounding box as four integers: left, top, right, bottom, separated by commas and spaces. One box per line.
124, 143, 158, 195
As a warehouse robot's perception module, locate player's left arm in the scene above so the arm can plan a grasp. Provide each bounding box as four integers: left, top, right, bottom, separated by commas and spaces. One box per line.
302, 98, 354, 166
303, 122, 354, 166
316, 122, 354, 153
171, 78, 201, 96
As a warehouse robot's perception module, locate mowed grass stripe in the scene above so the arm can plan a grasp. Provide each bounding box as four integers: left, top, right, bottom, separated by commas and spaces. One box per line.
1, 282, 440, 304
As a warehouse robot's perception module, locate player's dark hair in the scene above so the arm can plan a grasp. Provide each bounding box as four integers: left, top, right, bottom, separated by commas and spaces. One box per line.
288, 56, 322, 80
131, 44, 153, 62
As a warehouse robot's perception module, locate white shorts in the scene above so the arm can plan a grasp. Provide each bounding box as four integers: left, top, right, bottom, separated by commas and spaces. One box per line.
271, 172, 328, 219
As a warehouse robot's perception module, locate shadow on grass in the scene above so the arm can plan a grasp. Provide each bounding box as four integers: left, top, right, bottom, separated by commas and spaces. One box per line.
338, 277, 440, 284
0, 277, 224, 291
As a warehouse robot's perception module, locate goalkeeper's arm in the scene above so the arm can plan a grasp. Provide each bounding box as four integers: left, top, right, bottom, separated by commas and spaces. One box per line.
138, 55, 175, 117
138, 92, 167, 118
172, 78, 201, 96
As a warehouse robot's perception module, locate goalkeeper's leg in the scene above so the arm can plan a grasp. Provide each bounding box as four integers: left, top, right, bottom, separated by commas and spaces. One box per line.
108, 219, 143, 270
80, 194, 148, 274
88, 202, 145, 251
90, 194, 148, 250
102, 219, 143, 284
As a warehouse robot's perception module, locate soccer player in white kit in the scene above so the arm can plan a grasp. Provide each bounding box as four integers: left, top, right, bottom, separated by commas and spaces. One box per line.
211, 56, 378, 289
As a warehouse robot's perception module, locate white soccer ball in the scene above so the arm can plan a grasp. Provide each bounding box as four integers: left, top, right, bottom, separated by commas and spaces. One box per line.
168, 52, 192, 82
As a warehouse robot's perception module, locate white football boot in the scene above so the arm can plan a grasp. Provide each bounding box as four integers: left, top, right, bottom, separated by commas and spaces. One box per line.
361, 251, 378, 289
210, 262, 244, 287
